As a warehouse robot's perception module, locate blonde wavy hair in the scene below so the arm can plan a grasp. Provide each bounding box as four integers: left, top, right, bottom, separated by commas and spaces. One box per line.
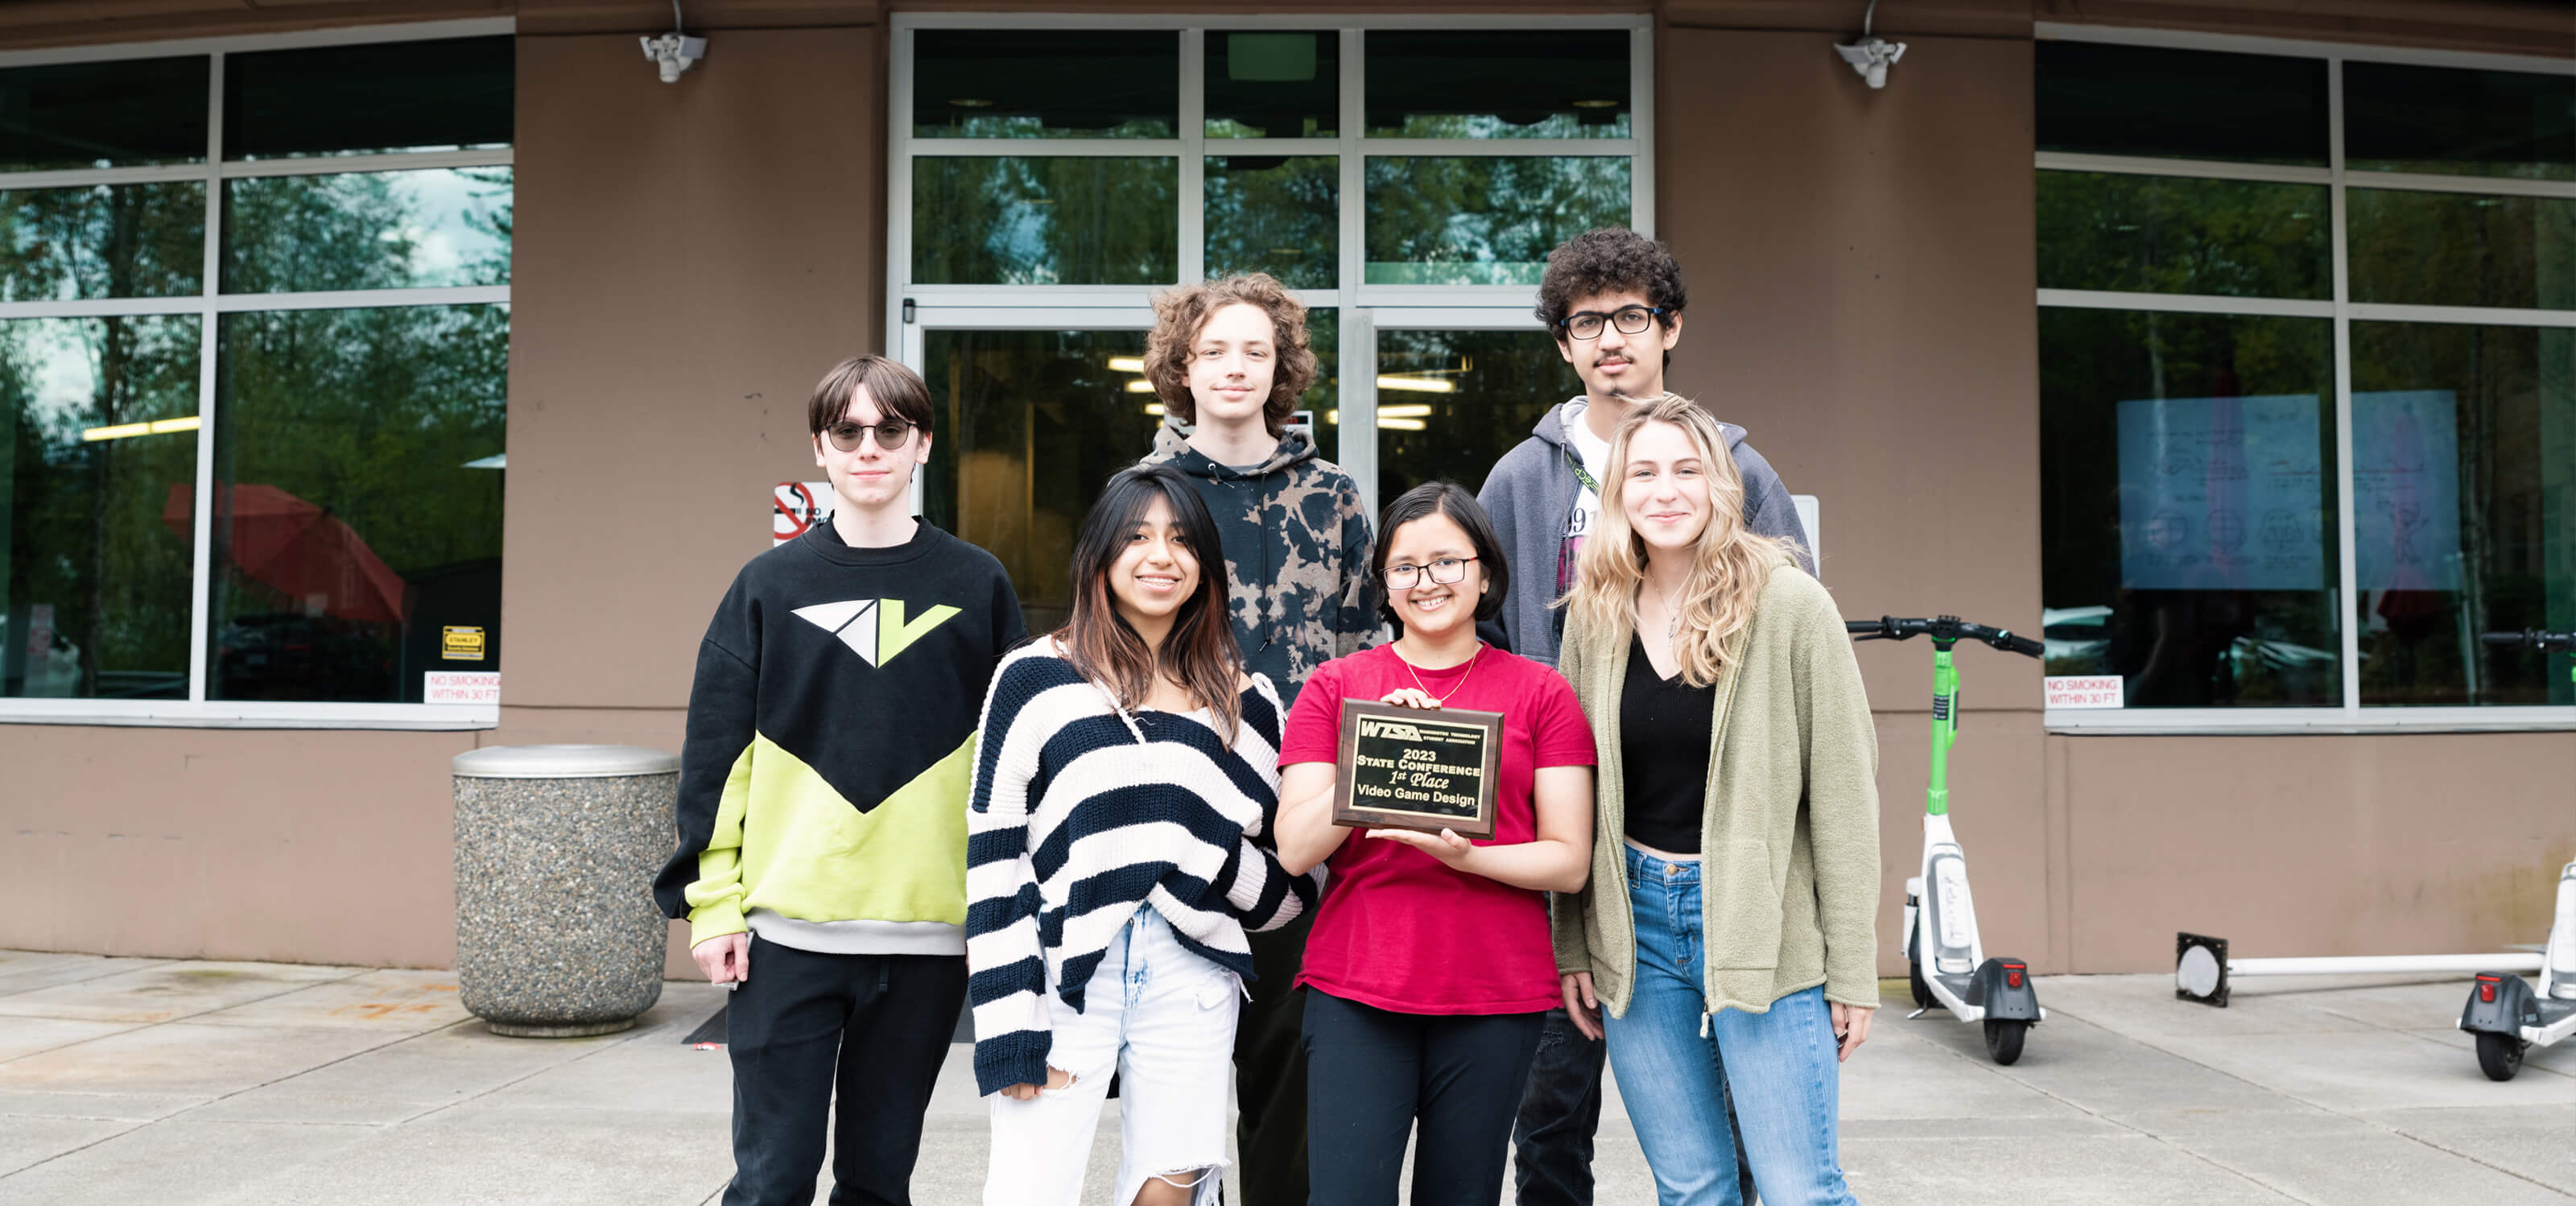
1560, 394, 1803, 688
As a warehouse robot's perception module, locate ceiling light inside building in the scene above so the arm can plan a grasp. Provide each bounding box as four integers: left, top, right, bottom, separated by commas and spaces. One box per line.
1125, 379, 1156, 393
81, 415, 199, 442
1378, 404, 1433, 419
1377, 375, 1456, 393
1144, 403, 1166, 416
1108, 357, 1146, 372
1377, 418, 1426, 432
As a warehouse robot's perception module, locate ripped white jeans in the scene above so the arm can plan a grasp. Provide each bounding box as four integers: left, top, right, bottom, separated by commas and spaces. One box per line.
985, 906, 1239, 1206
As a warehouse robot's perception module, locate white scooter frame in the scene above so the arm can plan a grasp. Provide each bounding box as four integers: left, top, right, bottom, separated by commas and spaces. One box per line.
1853, 615, 2046, 1065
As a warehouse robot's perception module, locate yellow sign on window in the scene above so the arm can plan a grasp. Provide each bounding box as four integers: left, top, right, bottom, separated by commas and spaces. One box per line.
441, 626, 487, 661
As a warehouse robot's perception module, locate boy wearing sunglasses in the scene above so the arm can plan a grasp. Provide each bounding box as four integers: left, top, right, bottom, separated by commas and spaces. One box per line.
654, 354, 1026, 1206
1478, 229, 1807, 1206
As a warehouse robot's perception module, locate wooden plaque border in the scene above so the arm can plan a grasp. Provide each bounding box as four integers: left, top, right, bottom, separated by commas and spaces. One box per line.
1331, 699, 1505, 840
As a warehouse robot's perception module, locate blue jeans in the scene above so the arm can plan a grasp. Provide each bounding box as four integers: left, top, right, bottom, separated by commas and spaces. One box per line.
1603, 845, 1860, 1206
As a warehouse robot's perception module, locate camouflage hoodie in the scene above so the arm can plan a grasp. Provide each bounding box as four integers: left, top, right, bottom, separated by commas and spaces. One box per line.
1142, 422, 1382, 705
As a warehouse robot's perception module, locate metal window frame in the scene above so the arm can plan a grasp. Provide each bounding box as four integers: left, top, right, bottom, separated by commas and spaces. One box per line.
0, 19, 516, 730
2034, 24, 2576, 733
886, 14, 1650, 522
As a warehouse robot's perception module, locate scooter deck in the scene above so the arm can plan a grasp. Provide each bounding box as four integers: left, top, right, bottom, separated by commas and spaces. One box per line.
2528, 997, 2576, 1047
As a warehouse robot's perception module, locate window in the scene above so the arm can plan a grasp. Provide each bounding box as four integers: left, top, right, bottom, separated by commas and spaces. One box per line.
0, 26, 513, 726
2037, 31, 2574, 729
890, 17, 1647, 622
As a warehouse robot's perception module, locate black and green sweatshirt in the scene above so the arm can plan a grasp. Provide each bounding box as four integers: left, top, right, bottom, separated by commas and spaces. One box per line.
650, 520, 1027, 956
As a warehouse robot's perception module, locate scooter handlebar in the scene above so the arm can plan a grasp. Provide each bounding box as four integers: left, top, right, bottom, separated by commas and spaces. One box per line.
2480, 629, 2576, 651
1847, 615, 2043, 658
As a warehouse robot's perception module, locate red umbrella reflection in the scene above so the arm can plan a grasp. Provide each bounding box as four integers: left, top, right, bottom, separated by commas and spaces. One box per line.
163, 484, 408, 624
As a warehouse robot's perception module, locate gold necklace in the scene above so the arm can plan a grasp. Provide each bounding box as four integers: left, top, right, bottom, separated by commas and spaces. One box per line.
1401, 642, 1484, 706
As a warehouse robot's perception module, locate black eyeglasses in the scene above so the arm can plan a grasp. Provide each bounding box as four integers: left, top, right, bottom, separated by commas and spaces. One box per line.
824, 419, 917, 452
1559, 306, 1666, 341
1384, 556, 1477, 589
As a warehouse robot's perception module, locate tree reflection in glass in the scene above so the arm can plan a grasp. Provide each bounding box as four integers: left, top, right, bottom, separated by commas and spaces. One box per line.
0, 316, 200, 699
0, 184, 204, 302
210, 305, 507, 703
2347, 190, 2575, 312
914, 157, 1178, 285
225, 167, 512, 293
1364, 157, 1629, 285
2037, 171, 2328, 299
1205, 155, 1335, 288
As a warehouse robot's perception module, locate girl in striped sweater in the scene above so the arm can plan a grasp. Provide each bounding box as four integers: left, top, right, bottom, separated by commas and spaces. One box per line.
968, 463, 1320, 1206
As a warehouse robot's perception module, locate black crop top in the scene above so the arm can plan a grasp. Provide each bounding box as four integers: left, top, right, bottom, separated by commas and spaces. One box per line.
1618, 633, 1715, 854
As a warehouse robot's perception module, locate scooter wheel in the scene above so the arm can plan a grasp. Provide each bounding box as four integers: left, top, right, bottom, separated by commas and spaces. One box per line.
1909, 956, 1934, 1010
2475, 1031, 2524, 1082
1984, 1019, 2028, 1065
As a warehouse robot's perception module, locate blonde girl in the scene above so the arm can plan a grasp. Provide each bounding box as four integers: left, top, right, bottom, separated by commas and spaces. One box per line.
1554, 394, 1880, 1206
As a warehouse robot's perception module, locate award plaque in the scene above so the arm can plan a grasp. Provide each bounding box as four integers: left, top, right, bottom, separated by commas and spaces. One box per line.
1331, 700, 1505, 840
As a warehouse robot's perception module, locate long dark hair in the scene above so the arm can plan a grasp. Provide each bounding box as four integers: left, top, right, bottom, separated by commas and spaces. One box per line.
1058, 464, 1245, 741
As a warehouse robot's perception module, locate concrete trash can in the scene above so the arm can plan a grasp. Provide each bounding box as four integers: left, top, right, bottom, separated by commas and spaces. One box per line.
452, 744, 679, 1037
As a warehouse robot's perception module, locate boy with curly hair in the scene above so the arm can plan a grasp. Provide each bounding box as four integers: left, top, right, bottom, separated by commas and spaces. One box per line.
1137, 272, 1379, 1206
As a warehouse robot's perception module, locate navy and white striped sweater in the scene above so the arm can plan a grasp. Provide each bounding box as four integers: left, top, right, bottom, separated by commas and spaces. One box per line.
966, 639, 1322, 1096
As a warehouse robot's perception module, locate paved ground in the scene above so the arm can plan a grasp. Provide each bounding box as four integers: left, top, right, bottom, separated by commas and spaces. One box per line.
1, 949, 2569, 1204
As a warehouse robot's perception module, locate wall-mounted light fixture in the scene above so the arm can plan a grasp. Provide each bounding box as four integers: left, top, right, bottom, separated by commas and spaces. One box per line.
1834, 0, 1905, 90
641, 0, 707, 84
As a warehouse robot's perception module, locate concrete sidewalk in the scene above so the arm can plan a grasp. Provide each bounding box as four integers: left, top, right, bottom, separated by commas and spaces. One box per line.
1, 950, 2569, 1204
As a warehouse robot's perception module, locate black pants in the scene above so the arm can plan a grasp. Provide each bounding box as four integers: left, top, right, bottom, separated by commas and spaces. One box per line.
721, 936, 967, 1206
1232, 911, 1313, 1206
1302, 990, 1546, 1206
1511, 1006, 1757, 1206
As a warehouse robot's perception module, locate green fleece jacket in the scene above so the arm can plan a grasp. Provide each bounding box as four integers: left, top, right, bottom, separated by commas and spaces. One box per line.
1550, 560, 1881, 1020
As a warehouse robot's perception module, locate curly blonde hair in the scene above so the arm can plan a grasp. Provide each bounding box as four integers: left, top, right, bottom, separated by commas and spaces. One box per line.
1146, 273, 1318, 436
1558, 394, 1805, 688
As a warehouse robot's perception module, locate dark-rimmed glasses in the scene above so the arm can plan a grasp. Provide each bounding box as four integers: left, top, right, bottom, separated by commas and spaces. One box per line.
1559, 306, 1665, 341
1385, 556, 1478, 589
824, 419, 917, 452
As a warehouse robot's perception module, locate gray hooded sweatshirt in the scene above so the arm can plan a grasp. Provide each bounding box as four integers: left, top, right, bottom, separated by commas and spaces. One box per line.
1476, 399, 1811, 667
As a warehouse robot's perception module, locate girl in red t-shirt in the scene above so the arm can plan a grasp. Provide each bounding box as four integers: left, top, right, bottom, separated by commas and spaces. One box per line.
1274, 481, 1597, 1206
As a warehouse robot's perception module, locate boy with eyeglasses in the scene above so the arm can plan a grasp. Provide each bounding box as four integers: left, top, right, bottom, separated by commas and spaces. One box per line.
1478, 229, 1807, 1206
654, 354, 1026, 1206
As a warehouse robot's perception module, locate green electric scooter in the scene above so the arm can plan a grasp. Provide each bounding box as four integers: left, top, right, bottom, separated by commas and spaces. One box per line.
1848, 615, 2046, 1064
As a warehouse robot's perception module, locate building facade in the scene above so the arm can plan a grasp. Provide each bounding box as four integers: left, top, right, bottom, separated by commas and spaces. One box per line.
2, 0, 2568, 977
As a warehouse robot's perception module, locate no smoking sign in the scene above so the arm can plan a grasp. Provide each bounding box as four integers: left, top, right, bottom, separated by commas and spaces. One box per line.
774, 481, 833, 546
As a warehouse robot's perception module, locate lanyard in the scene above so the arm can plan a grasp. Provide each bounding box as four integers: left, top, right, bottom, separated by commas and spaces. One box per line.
1561, 443, 1602, 498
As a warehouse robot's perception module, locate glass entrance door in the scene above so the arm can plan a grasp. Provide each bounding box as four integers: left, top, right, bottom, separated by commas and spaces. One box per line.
1368, 322, 1574, 504
911, 324, 1152, 635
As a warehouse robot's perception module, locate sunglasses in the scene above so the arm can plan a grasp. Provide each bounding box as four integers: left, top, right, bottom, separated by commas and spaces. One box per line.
823, 419, 918, 452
